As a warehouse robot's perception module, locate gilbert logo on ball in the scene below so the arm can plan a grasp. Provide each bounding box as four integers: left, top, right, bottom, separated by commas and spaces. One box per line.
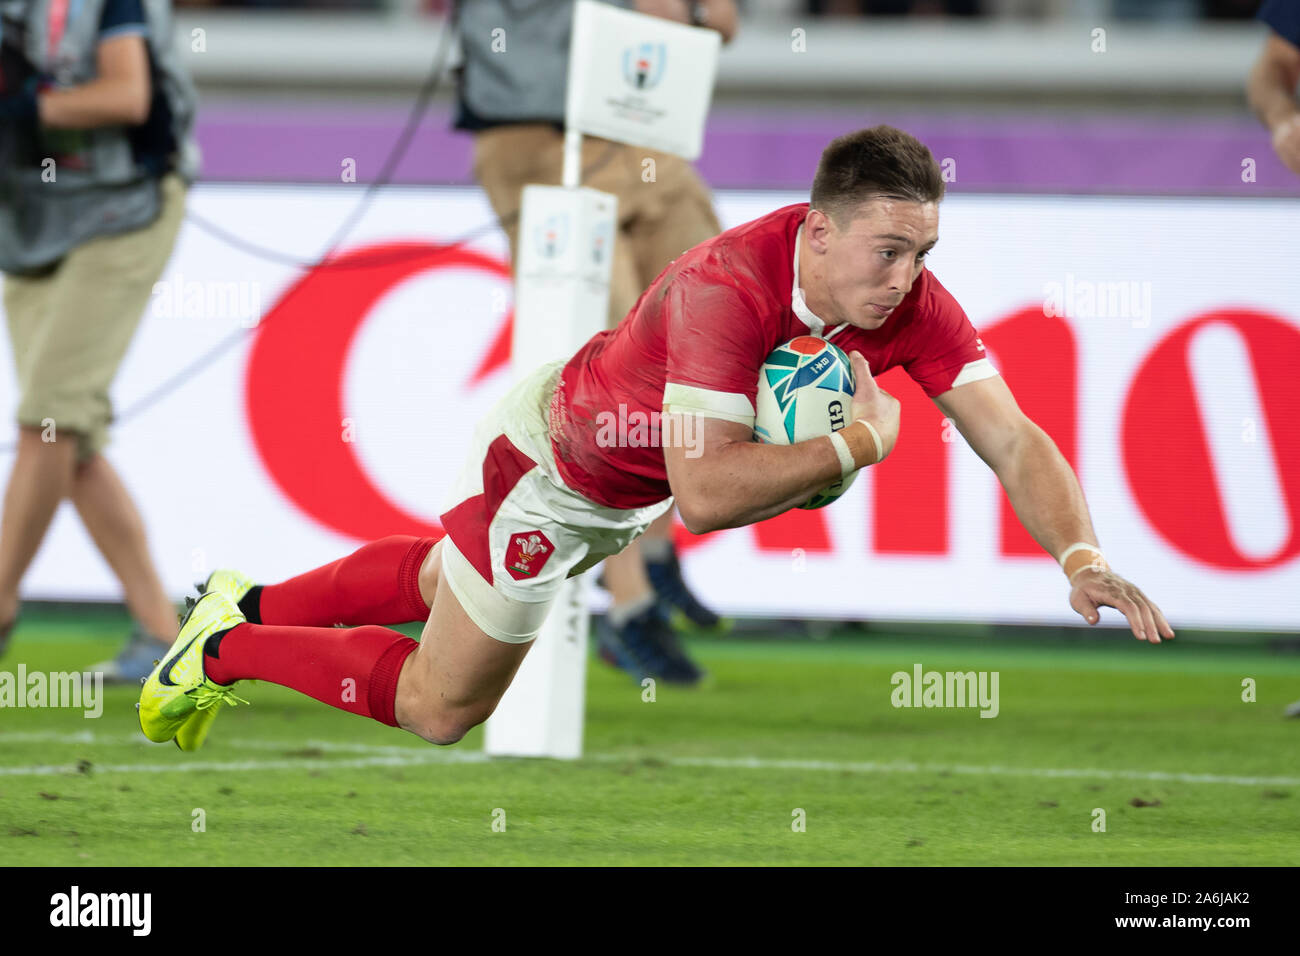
754, 336, 858, 510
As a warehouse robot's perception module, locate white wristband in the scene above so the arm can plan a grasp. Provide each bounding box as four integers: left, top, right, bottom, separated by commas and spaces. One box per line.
828, 431, 856, 477
1067, 562, 1106, 583
856, 419, 884, 465
1057, 542, 1104, 568
1059, 541, 1108, 582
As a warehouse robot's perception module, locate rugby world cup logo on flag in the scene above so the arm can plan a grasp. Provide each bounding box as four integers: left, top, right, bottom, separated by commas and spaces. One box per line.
623, 42, 666, 90
535, 214, 570, 259
592, 220, 612, 265
505, 530, 554, 580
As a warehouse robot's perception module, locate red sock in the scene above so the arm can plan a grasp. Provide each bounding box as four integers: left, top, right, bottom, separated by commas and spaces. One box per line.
257, 535, 437, 627
205, 623, 417, 727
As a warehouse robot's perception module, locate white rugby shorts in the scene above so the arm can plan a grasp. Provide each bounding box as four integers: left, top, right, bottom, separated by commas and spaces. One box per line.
438, 360, 674, 644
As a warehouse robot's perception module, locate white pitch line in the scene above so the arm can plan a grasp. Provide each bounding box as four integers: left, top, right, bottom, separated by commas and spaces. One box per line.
584, 755, 1300, 788
1, 730, 106, 745
0, 751, 489, 777
0, 732, 1295, 786
0, 730, 439, 756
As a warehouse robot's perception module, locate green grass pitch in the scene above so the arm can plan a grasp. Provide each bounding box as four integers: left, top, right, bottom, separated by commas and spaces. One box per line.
2, 606, 1298, 866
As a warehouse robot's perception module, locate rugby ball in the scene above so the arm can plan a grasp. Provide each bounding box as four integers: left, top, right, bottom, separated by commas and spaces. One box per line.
754, 336, 857, 510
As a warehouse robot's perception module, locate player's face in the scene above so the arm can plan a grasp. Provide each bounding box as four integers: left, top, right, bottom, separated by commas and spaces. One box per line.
809, 198, 940, 331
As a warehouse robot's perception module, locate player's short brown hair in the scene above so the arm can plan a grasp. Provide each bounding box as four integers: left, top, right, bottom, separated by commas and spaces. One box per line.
810, 126, 945, 226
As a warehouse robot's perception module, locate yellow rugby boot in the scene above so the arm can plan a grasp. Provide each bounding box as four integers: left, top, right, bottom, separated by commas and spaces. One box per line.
197, 568, 256, 607
174, 694, 226, 752
137, 592, 248, 747
177, 570, 259, 751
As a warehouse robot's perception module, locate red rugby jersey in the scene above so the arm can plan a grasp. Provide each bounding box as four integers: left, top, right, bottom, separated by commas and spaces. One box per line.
548, 202, 997, 509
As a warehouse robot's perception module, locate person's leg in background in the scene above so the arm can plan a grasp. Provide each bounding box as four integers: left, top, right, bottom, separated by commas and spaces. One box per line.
70, 451, 180, 641
0, 271, 87, 656
0, 424, 77, 653
0, 174, 188, 677
0, 392, 175, 659
472, 124, 626, 264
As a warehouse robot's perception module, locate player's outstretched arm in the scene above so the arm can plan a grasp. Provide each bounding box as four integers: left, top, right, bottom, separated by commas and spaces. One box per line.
663, 353, 899, 534
934, 374, 1175, 644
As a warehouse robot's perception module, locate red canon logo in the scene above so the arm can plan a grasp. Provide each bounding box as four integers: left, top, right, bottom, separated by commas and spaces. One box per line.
244, 242, 510, 541
245, 242, 1300, 573
1123, 309, 1300, 570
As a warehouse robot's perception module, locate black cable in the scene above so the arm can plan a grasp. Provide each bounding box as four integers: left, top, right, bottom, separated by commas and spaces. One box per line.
106, 14, 457, 433
183, 135, 620, 273
183, 0, 622, 272
180, 5, 459, 275
109, 136, 619, 426
114, 134, 620, 425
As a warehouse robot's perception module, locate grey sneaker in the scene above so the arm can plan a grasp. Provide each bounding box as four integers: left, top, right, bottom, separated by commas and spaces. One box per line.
87, 623, 168, 685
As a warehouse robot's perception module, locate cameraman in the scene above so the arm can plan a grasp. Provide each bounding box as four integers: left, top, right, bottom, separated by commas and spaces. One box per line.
0, 0, 197, 680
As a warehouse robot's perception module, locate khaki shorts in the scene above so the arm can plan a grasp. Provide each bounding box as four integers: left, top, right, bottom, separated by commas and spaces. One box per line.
472, 124, 722, 330
4, 172, 187, 462
439, 360, 674, 643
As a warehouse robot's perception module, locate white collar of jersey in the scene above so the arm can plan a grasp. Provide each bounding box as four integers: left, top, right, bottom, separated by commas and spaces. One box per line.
793, 223, 849, 341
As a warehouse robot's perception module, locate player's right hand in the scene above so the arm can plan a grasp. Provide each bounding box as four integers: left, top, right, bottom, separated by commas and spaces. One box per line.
1068, 567, 1176, 644
849, 351, 901, 461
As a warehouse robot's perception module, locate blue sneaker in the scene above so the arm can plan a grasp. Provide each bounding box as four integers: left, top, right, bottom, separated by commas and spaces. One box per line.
595, 604, 704, 686
87, 623, 170, 685
645, 549, 722, 630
